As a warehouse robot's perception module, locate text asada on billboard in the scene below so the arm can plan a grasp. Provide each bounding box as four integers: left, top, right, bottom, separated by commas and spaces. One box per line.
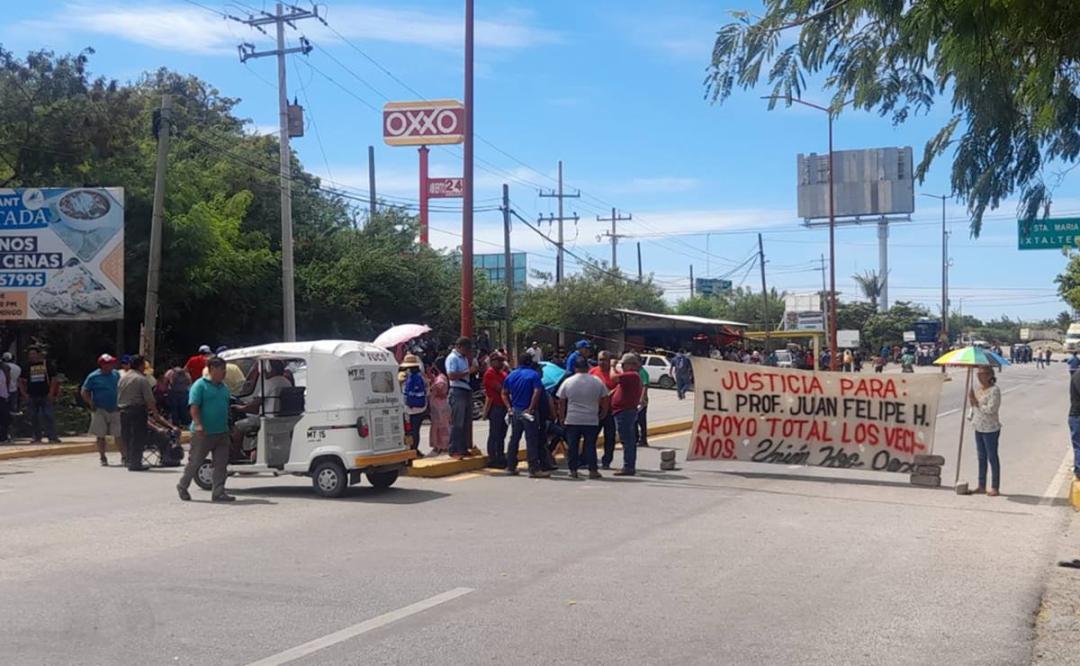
689, 359, 943, 473
0, 188, 123, 321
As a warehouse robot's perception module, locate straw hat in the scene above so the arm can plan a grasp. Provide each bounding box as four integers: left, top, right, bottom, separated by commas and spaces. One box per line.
401, 354, 422, 368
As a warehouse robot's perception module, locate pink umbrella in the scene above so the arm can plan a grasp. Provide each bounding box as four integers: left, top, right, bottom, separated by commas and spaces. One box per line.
373, 323, 431, 351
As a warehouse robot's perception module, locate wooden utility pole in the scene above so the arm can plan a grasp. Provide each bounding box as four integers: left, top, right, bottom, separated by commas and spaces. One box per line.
597, 208, 632, 269
141, 94, 171, 364
238, 2, 318, 341
758, 233, 770, 351
368, 145, 377, 219
502, 184, 514, 356
690, 264, 695, 298
538, 160, 580, 282
462, 0, 475, 339
637, 242, 643, 281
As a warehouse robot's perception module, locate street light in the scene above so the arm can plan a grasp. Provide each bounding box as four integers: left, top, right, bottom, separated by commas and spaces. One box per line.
921, 193, 949, 354
761, 95, 850, 370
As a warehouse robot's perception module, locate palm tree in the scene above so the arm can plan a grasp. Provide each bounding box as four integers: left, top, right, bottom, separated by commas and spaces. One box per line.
852, 270, 885, 311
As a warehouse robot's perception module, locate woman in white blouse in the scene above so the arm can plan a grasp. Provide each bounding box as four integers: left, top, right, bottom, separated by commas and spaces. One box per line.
969, 366, 1003, 496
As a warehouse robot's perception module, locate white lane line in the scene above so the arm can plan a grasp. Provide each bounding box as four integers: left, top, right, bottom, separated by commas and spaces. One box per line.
246, 587, 474, 666
937, 385, 1025, 419
1040, 450, 1074, 507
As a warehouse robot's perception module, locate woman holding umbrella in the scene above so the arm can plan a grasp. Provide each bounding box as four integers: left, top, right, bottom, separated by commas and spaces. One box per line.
969, 366, 1003, 496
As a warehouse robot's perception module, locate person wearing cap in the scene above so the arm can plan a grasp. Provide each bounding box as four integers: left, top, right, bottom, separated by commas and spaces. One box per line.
564, 339, 592, 374
20, 347, 61, 443
184, 345, 213, 388
3, 352, 20, 416
481, 352, 509, 468
445, 336, 477, 459
81, 354, 122, 466
400, 354, 428, 458
178, 356, 235, 501
611, 353, 645, 476
118, 354, 133, 375
117, 355, 172, 471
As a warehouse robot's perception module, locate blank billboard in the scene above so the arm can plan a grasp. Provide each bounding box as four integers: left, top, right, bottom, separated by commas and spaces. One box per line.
797, 147, 915, 220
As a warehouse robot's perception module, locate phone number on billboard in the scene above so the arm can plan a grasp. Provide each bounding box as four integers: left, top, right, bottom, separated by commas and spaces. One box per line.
0, 272, 46, 287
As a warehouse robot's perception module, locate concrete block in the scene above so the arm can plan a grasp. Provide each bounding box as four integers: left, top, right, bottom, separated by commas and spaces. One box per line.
659, 449, 677, 462
914, 465, 941, 476
659, 460, 676, 471
910, 474, 942, 488
913, 454, 945, 466
955, 482, 970, 495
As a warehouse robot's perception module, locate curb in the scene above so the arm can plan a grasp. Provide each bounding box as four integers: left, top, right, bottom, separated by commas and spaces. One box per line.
0, 432, 193, 462
406, 418, 694, 479
1073, 480, 1080, 510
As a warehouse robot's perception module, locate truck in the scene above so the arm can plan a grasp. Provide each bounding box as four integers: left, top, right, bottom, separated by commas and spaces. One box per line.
1065, 323, 1080, 352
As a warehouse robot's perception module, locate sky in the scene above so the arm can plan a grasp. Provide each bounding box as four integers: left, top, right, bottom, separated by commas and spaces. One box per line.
1, 0, 1074, 322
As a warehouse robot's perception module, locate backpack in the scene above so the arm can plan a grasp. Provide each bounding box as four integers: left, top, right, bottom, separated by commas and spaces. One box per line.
403, 371, 427, 409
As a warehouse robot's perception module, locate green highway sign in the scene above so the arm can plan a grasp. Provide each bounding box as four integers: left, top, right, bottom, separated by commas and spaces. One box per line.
1018, 218, 1080, 250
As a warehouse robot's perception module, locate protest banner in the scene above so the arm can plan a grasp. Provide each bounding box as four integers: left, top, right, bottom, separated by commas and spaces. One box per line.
688, 358, 944, 473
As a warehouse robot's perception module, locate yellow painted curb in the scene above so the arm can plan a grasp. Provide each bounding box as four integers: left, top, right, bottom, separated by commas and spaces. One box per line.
1072, 479, 1080, 510
405, 418, 694, 479
0, 432, 192, 462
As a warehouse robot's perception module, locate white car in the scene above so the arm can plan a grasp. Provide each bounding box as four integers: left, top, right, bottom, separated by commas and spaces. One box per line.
640, 354, 676, 389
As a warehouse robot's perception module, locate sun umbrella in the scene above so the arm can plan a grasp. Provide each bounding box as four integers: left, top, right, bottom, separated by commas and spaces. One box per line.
373, 324, 431, 351
539, 361, 567, 391
932, 346, 1010, 489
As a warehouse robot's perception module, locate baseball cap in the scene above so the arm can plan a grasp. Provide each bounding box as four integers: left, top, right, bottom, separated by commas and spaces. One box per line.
198, 344, 212, 354
575, 339, 591, 349
97, 353, 117, 366
215, 345, 228, 354
1, 352, 11, 362
119, 354, 133, 366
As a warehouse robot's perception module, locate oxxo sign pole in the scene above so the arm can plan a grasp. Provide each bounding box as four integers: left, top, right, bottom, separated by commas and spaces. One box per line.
462, 0, 475, 340
418, 146, 430, 245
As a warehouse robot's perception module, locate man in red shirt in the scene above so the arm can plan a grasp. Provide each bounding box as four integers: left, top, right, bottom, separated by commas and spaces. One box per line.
481, 352, 510, 468
184, 345, 212, 385
591, 351, 619, 469
611, 353, 644, 476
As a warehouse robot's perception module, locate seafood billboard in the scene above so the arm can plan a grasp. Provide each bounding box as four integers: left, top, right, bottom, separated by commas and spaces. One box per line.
0, 188, 123, 320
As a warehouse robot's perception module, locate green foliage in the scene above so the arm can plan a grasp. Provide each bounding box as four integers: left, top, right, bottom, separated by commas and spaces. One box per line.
674, 286, 786, 329
1056, 254, 1080, 313
835, 301, 877, 332
851, 270, 884, 310
861, 301, 930, 352
1058, 311, 1074, 331
514, 265, 666, 339
705, 1, 1080, 235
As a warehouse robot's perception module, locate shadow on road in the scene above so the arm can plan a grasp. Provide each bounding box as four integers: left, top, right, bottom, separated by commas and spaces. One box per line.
0, 469, 32, 476
229, 485, 450, 504
1005, 494, 1072, 508
713, 469, 914, 489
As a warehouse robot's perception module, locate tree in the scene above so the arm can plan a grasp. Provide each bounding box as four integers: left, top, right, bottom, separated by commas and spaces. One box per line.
1058, 311, 1074, 331
851, 270, 885, 310
514, 265, 666, 341
1056, 254, 1080, 314
862, 301, 930, 352
835, 301, 876, 333
674, 286, 785, 330
705, 2, 1080, 235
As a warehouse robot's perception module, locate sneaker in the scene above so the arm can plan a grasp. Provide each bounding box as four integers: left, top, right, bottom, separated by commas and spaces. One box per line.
601, 462, 611, 470
211, 494, 236, 502
569, 470, 580, 479
48, 438, 61, 444
588, 470, 603, 480
176, 485, 191, 501
99, 457, 108, 467
128, 465, 150, 472
613, 468, 636, 477
528, 470, 552, 479
505, 469, 520, 476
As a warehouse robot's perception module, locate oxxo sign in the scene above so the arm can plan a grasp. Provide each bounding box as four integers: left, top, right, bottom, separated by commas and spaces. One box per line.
383, 100, 465, 146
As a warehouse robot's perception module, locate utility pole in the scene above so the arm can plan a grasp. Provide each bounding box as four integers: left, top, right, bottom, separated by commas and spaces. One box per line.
238, 2, 318, 342
502, 184, 513, 357
758, 233, 770, 351
690, 264, 695, 298
538, 160, 580, 282
141, 94, 171, 365
367, 145, 377, 220
922, 193, 949, 348
597, 208, 632, 269
819, 253, 828, 344
637, 242, 643, 281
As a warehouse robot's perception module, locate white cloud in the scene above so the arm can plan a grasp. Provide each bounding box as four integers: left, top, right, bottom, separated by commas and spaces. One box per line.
21, 2, 559, 57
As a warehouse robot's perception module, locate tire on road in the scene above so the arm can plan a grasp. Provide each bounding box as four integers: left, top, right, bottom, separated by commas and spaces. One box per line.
312, 459, 348, 498
658, 375, 675, 390
194, 460, 213, 491
366, 469, 400, 490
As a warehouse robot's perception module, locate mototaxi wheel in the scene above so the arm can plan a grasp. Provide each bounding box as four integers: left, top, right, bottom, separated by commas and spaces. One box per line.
365, 469, 399, 490
312, 459, 348, 498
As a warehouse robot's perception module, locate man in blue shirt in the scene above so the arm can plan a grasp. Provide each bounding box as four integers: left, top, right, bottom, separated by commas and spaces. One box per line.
81, 353, 122, 467
177, 357, 235, 502
1069, 352, 1080, 375
672, 349, 693, 400
565, 339, 592, 374
445, 337, 477, 459
501, 353, 548, 478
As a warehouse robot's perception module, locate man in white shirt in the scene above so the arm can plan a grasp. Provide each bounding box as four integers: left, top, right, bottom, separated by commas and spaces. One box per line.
526, 342, 544, 363
3, 352, 20, 414
232, 360, 293, 450
556, 356, 610, 479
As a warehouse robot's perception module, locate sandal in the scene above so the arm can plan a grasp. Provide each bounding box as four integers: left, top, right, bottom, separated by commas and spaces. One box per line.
987, 489, 999, 497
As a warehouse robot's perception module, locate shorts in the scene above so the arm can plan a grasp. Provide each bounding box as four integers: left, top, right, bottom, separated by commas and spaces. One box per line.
89, 410, 122, 437
234, 415, 260, 433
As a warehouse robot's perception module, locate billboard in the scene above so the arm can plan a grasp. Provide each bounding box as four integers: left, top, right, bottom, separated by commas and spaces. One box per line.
797, 147, 915, 219
476, 252, 526, 291
383, 100, 465, 146
837, 330, 860, 348
428, 178, 464, 198
695, 277, 732, 296
0, 188, 123, 321
1017, 218, 1080, 250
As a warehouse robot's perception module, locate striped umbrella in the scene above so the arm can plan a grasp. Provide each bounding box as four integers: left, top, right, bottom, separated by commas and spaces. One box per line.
933, 345, 1011, 368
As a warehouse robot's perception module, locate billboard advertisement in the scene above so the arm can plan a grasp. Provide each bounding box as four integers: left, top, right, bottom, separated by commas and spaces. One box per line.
797, 147, 915, 219
0, 188, 123, 320
383, 100, 465, 146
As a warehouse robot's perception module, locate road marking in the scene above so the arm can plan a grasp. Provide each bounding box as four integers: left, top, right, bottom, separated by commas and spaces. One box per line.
1040, 450, 1074, 507
646, 430, 690, 443
446, 472, 482, 482
937, 385, 1025, 419
245, 587, 474, 666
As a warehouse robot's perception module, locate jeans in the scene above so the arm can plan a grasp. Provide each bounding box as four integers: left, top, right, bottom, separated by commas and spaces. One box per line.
486, 404, 508, 465
614, 410, 638, 471
168, 390, 190, 426
178, 431, 231, 497
120, 406, 148, 469
636, 405, 648, 447
1069, 416, 1080, 478
564, 424, 599, 472
0, 397, 10, 440
448, 388, 471, 455
975, 429, 1001, 490
676, 374, 691, 400
28, 396, 57, 441
408, 412, 425, 452
599, 413, 616, 467
506, 409, 541, 473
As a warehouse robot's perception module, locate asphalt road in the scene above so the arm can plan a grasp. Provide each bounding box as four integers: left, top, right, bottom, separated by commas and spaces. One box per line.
0, 362, 1076, 665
